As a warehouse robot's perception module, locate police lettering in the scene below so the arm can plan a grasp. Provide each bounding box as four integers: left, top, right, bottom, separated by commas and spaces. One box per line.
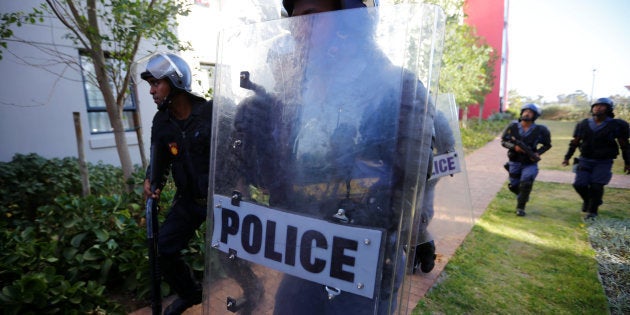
220, 208, 357, 282
433, 155, 456, 175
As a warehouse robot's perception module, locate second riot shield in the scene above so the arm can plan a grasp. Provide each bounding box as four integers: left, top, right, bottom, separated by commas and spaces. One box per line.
409, 92, 473, 276
205, 4, 446, 314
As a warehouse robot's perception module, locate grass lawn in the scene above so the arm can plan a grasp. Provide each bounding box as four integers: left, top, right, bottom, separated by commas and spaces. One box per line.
412, 118, 629, 314
413, 182, 629, 314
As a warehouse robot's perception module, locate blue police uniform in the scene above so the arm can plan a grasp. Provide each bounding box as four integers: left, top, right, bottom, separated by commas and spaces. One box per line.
501, 120, 552, 214
564, 117, 630, 216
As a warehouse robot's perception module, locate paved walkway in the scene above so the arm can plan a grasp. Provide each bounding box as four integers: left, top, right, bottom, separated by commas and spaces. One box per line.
406, 137, 630, 312
131, 137, 630, 314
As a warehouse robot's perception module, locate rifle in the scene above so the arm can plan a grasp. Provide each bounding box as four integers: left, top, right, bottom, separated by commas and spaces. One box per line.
146, 146, 162, 315
510, 136, 540, 162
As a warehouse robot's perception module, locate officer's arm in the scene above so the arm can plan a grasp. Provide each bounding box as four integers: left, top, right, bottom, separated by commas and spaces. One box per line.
536, 127, 552, 156
500, 123, 516, 150
563, 123, 581, 166
617, 120, 630, 173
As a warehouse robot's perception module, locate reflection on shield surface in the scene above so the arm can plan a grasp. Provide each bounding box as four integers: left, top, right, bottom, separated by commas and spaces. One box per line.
203, 4, 462, 315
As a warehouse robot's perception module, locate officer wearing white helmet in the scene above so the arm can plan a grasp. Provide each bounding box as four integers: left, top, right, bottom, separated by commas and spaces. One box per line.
141, 52, 212, 314
501, 103, 552, 217
562, 97, 630, 219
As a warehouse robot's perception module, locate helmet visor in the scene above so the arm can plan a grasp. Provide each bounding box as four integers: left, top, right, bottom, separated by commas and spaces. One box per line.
145, 52, 183, 80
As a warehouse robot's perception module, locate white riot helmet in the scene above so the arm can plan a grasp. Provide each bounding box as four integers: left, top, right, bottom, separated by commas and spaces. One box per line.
141, 52, 192, 92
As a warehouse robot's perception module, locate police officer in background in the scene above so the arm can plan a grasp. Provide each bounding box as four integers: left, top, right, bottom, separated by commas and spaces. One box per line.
141, 52, 212, 314
501, 103, 552, 217
562, 97, 630, 220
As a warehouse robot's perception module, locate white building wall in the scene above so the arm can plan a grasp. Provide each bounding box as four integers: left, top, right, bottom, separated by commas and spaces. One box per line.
0, 0, 150, 166
0, 0, 282, 166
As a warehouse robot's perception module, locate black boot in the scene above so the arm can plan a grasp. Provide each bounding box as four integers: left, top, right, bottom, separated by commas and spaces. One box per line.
584, 184, 604, 220
573, 184, 590, 212
161, 255, 202, 315
164, 293, 202, 315
516, 181, 533, 216
413, 241, 436, 274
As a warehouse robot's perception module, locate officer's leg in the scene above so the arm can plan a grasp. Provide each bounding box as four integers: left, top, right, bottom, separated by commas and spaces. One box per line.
221, 254, 264, 315
516, 181, 533, 214
572, 184, 590, 212
573, 159, 592, 213
585, 160, 613, 219
507, 162, 521, 195
586, 183, 604, 218
515, 164, 538, 216
159, 199, 205, 314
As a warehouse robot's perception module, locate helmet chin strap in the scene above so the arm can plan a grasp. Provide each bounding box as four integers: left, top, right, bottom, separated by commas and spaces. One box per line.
157, 96, 172, 111
157, 87, 180, 111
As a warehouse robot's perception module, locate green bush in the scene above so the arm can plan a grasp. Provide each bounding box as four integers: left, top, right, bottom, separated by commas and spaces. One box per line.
540, 104, 589, 121
0, 153, 206, 313
614, 103, 630, 122
461, 118, 509, 152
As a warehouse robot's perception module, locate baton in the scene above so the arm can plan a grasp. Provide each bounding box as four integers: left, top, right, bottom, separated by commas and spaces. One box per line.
146, 146, 162, 314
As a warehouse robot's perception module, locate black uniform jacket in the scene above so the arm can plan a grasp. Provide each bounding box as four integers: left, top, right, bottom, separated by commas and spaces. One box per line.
147, 97, 213, 200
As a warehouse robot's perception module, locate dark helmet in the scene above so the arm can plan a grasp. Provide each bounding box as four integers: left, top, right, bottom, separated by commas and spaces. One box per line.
140, 52, 192, 92
591, 97, 615, 111
520, 103, 542, 121
591, 97, 615, 118
282, 0, 367, 16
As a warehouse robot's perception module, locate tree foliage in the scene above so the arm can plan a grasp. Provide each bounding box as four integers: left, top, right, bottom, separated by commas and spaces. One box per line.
396, 0, 496, 110
427, 0, 496, 109
0, 9, 44, 60
439, 22, 496, 108
0, 0, 192, 190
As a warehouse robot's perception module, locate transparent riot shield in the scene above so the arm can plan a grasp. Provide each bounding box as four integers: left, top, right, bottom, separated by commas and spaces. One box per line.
205, 4, 445, 314
410, 93, 473, 274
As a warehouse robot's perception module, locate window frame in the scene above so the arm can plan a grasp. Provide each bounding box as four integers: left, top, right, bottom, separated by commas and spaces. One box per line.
79, 50, 138, 135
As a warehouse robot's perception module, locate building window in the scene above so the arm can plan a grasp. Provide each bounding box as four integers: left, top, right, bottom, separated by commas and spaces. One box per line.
79, 52, 137, 134
198, 62, 215, 98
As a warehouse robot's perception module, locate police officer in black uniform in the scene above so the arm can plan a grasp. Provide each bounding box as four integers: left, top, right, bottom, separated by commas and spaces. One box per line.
562, 97, 630, 220
501, 103, 552, 216
141, 52, 212, 314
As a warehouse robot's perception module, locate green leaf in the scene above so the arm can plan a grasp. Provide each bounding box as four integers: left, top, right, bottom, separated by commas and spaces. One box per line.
70, 232, 87, 248
63, 247, 79, 260
63, 216, 80, 228
83, 246, 103, 261
94, 229, 109, 242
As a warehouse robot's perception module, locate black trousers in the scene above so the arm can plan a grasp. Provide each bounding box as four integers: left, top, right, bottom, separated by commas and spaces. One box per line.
158, 197, 206, 300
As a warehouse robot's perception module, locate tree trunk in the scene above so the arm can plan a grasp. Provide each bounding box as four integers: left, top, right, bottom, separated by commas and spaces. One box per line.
478, 103, 484, 123
86, 0, 134, 191
462, 106, 468, 128
73, 112, 91, 196
132, 82, 148, 170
